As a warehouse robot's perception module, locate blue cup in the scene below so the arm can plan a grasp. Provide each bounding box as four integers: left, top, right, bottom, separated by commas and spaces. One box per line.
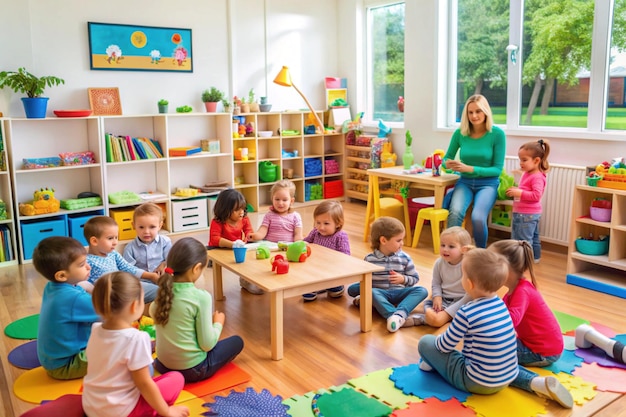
233, 247, 247, 263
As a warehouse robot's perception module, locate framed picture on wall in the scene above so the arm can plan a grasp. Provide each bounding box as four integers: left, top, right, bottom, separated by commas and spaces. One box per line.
87, 22, 193, 72
88, 88, 123, 115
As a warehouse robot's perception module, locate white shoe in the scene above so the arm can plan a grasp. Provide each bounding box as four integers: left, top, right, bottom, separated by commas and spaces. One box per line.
239, 278, 264, 295
387, 314, 405, 332
419, 359, 433, 371
537, 376, 573, 409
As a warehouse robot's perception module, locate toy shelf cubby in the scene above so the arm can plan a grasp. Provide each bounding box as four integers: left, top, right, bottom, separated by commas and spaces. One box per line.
0, 119, 19, 267
566, 184, 626, 298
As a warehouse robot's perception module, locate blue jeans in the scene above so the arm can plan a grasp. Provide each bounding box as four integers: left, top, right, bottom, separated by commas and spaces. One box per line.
512, 213, 541, 260
154, 335, 244, 383
418, 334, 540, 394
348, 283, 428, 319
516, 338, 561, 368
447, 177, 499, 248
140, 280, 158, 303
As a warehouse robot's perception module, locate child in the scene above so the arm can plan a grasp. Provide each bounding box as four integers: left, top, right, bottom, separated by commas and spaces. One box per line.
418, 249, 573, 408
208, 189, 260, 294
33, 236, 99, 380
151, 237, 244, 382
123, 202, 172, 276
80, 216, 159, 304
505, 139, 550, 263
411, 226, 473, 327
248, 180, 303, 243
489, 239, 563, 367
301, 200, 350, 301
348, 216, 428, 332
82, 272, 189, 417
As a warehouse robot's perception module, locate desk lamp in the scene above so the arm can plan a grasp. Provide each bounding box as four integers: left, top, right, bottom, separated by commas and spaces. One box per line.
273, 66, 324, 133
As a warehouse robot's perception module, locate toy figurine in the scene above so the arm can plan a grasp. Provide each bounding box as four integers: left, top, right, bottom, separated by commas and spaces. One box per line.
271, 254, 289, 274
19, 187, 61, 216
575, 324, 626, 364
256, 244, 271, 260
285, 241, 311, 263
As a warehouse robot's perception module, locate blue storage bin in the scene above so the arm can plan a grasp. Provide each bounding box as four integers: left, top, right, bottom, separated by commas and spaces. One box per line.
21, 216, 68, 260
68, 210, 104, 246
304, 158, 322, 177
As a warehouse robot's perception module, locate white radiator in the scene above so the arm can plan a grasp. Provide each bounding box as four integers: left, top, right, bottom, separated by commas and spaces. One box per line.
503, 156, 586, 246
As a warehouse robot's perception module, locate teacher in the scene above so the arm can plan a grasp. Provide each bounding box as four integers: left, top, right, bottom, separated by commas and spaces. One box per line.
442, 94, 506, 248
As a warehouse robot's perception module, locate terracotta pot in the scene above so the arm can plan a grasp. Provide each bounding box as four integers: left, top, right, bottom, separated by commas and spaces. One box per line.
249, 103, 260, 113
240, 103, 250, 113
204, 102, 218, 112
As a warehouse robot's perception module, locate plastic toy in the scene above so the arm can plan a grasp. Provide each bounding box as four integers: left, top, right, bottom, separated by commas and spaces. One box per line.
377, 119, 392, 137
271, 254, 289, 274
575, 323, 626, 364
286, 241, 311, 262
19, 187, 60, 216
497, 169, 515, 200
380, 142, 397, 168
256, 244, 271, 259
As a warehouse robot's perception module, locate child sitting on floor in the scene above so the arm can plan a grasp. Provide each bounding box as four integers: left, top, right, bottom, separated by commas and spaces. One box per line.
33, 236, 100, 380
349, 216, 428, 332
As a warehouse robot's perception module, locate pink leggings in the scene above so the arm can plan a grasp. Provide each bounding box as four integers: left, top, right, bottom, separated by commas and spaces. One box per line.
127, 372, 184, 417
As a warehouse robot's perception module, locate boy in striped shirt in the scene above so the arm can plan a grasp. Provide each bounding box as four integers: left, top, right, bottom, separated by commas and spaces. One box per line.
418, 248, 572, 408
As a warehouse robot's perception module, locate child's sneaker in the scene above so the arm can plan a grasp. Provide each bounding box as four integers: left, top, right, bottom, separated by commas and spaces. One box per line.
302, 292, 318, 302
327, 285, 345, 298
405, 313, 425, 326
387, 314, 406, 332
352, 295, 360, 307
239, 278, 264, 295
419, 359, 433, 372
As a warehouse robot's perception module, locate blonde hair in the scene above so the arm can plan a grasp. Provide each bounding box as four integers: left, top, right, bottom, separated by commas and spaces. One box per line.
92, 272, 142, 319
370, 217, 404, 251
462, 248, 508, 292
134, 202, 164, 223
440, 226, 473, 248
519, 139, 551, 173
460, 94, 493, 136
489, 239, 538, 288
270, 180, 296, 213
313, 200, 345, 231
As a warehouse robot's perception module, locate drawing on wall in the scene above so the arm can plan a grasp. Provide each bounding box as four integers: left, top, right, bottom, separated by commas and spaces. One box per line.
88, 22, 193, 72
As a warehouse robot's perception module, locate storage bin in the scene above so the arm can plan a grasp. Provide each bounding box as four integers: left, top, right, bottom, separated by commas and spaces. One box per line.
304, 158, 322, 177
305, 183, 323, 201
590, 207, 612, 222
324, 180, 344, 199
68, 210, 104, 246
575, 238, 609, 256
21, 216, 67, 260
172, 198, 208, 232
110, 208, 136, 240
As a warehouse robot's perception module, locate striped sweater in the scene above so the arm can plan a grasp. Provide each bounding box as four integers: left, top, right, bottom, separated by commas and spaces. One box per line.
435, 295, 519, 387
363, 249, 420, 289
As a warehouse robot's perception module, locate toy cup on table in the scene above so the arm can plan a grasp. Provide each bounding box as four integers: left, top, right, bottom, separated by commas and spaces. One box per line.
233, 247, 247, 263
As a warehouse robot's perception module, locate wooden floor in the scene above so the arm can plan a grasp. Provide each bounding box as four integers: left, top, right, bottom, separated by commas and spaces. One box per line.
2, 200, 626, 416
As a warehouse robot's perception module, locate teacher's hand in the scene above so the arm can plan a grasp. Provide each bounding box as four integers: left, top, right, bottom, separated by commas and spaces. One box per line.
446, 160, 473, 173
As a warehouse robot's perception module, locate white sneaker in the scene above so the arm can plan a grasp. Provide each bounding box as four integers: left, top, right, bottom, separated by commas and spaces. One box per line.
405, 313, 425, 326
387, 314, 405, 332
239, 278, 264, 295
543, 376, 573, 408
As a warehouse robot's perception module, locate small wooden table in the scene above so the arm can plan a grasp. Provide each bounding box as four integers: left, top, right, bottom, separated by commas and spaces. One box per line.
207, 244, 383, 360
365, 166, 459, 242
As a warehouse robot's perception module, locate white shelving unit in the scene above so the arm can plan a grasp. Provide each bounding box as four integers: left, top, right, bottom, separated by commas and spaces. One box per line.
0, 119, 18, 267
566, 184, 626, 298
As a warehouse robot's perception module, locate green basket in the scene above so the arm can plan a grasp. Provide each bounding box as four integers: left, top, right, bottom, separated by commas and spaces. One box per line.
586, 176, 601, 186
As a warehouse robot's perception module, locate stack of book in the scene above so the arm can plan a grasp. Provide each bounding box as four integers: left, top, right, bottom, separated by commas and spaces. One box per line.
105, 134, 164, 162
0, 225, 13, 262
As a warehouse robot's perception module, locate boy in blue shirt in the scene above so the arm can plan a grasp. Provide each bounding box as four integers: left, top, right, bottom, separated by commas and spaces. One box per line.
33, 236, 100, 379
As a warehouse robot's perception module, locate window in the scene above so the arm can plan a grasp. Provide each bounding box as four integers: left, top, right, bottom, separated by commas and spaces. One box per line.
366, 1, 405, 123
448, 0, 626, 133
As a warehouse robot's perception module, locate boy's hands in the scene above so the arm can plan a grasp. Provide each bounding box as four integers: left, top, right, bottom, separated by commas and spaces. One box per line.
432, 296, 443, 312
388, 270, 405, 285
146, 271, 159, 283
213, 310, 225, 326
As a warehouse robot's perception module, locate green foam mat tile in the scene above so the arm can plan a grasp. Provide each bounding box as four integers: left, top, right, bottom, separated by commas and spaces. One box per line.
348, 368, 420, 409
315, 387, 392, 417
283, 385, 348, 417
553, 310, 590, 334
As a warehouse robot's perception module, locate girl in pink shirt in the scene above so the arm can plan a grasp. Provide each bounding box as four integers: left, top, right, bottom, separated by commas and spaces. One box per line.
489, 239, 563, 367
505, 139, 550, 262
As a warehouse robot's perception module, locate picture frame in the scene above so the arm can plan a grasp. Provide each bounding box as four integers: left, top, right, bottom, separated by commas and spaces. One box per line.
87, 22, 193, 72
88, 87, 123, 116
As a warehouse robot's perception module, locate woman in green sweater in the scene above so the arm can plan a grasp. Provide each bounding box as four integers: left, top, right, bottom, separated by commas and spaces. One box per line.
443, 95, 506, 248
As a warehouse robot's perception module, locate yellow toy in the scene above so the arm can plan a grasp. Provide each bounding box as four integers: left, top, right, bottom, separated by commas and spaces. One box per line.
380, 142, 397, 168
19, 187, 61, 216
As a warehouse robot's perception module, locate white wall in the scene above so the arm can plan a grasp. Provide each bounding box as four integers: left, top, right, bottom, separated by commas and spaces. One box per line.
0, 0, 339, 116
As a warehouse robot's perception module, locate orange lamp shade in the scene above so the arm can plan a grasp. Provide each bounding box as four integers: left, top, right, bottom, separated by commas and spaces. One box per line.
273, 66, 292, 87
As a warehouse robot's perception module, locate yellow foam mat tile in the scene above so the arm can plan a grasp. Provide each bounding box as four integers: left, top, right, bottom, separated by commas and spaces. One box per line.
13, 367, 83, 404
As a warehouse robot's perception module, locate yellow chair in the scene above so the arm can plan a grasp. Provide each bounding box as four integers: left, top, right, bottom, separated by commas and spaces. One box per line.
411, 207, 449, 254
365, 197, 406, 240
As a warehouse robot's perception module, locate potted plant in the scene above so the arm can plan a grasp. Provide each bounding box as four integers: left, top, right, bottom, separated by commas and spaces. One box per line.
157, 99, 169, 114
201, 87, 224, 112
221, 98, 231, 113
0, 67, 65, 118
247, 88, 259, 112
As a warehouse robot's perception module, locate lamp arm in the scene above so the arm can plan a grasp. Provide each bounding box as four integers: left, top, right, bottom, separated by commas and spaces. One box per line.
291, 82, 325, 133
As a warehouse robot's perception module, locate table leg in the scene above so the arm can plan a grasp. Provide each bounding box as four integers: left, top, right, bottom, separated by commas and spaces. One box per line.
360, 273, 372, 332
270, 290, 284, 360
402, 181, 412, 245
434, 185, 445, 209
213, 263, 224, 301
364, 175, 380, 242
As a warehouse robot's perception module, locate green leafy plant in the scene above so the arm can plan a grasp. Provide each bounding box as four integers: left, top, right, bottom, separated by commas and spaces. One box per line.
405, 130, 413, 146
247, 88, 256, 104
176, 105, 193, 113
0, 67, 65, 98
158, 99, 169, 106
201, 87, 225, 103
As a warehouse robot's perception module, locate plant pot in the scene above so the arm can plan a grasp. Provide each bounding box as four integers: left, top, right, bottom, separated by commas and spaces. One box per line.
240, 103, 250, 113
158, 104, 168, 114
249, 103, 260, 113
21, 97, 49, 119
402, 148, 414, 169
259, 104, 272, 112
204, 102, 218, 112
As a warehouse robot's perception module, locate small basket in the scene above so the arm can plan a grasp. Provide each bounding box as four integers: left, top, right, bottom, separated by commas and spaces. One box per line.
590, 206, 612, 222
586, 176, 601, 186
575, 238, 609, 256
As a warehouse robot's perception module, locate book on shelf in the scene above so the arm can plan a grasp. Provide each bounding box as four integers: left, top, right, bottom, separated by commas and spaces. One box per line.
125, 136, 137, 160
169, 147, 202, 157
131, 138, 148, 159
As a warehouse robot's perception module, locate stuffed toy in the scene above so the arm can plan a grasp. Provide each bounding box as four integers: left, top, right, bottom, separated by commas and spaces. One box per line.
19, 187, 61, 216
497, 170, 515, 201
